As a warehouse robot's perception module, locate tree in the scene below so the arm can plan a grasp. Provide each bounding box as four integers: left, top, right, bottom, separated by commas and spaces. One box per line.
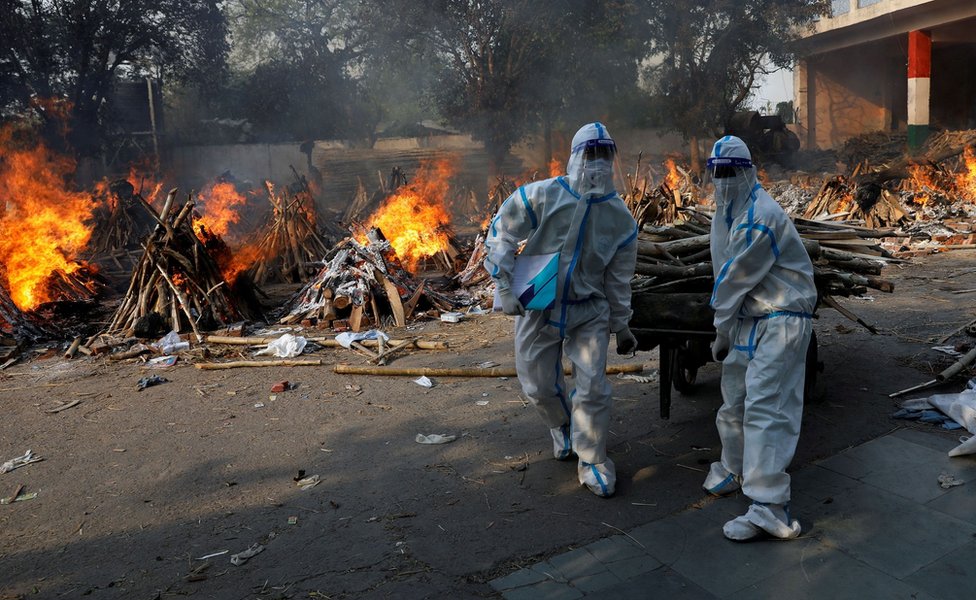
224, 0, 376, 141
0, 0, 227, 154
639, 0, 828, 170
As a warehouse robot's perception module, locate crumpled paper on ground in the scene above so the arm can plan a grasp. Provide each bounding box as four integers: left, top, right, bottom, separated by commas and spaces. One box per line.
415, 433, 457, 445
335, 330, 388, 349
255, 333, 307, 358
1, 449, 43, 474
900, 389, 976, 456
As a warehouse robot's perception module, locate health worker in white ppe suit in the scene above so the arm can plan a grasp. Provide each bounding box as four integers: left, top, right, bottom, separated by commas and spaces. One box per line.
703, 135, 817, 540
484, 122, 638, 498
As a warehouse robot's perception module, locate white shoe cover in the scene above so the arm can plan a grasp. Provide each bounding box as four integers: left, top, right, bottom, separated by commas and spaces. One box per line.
550, 425, 574, 460
703, 462, 741, 497
578, 460, 615, 497
724, 504, 801, 541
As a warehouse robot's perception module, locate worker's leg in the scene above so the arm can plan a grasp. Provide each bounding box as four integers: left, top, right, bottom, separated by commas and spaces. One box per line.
563, 312, 615, 496
514, 311, 573, 459
741, 316, 811, 505
705, 320, 748, 495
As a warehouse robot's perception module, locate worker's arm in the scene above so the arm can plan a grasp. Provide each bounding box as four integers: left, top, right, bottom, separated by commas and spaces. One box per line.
483, 187, 537, 291
710, 217, 779, 335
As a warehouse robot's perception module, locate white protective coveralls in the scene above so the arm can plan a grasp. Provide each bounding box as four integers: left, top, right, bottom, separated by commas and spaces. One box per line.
703, 135, 817, 539
484, 122, 638, 497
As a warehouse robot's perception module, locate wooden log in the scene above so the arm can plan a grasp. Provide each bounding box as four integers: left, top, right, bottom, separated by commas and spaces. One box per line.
378, 273, 406, 327
635, 262, 712, 279
630, 293, 714, 331
63, 337, 82, 359
195, 359, 325, 370
937, 345, 976, 383
333, 363, 646, 377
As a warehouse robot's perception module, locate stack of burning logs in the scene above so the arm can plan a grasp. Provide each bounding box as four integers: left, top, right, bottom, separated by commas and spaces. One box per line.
97, 189, 254, 342
631, 207, 896, 333
0, 283, 45, 341
248, 180, 332, 285
280, 228, 468, 331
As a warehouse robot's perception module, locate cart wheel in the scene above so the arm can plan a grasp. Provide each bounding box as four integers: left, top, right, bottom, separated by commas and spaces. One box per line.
804, 330, 824, 403
672, 343, 700, 394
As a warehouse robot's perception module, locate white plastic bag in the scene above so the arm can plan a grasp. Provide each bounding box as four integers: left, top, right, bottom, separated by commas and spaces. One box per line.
255, 333, 307, 358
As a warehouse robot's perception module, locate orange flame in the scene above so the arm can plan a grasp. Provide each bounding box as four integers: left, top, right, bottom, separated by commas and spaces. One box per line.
127, 164, 164, 205
194, 181, 247, 240
548, 155, 565, 177
664, 159, 681, 189
955, 146, 976, 201
365, 159, 455, 272
0, 126, 95, 310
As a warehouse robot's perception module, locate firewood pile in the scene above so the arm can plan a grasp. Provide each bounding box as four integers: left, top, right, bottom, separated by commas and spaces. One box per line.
247, 180, 332, 285
343, 167, 408, 224
802, 173, 909, 228
280, 229, 469, 331
623, 154, 704, 229
100, 189, 256, 341
632, 207, 897, 331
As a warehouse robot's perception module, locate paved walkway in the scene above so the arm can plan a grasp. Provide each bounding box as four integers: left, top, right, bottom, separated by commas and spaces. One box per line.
489, 429, 976, 599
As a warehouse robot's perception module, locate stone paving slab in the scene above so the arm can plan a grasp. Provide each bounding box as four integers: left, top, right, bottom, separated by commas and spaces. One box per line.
489, 430, 976, 599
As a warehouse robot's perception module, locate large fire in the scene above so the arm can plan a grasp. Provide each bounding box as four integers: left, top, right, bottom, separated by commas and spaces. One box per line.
955, 146, 976, 201
365, 159, 455, 272
663, 158, 681, 190
194, 181, 248, 239
0, 126, 95, 310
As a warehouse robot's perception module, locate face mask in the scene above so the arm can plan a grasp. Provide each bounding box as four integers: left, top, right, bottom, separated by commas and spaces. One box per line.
580, 159, 614, 196
713, 179, 737, 205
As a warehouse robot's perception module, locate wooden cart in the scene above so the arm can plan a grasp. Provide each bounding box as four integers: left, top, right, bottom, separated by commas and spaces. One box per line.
629, 292, 821, 419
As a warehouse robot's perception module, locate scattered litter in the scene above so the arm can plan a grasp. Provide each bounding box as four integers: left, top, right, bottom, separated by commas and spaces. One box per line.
0, 491, 37, 504
335, 330, 388, 349
345, 384, 363, 396
477, 361, 499, 369
270, 380, 291, 393
1, 450, 43, 474
897, 390, 976, 456
415, 433, 457, 445
476, 400, 489, 406
230, 543, 264, 566
466, 305, 488, 316
254, 403, 265, 408
195, 550, 228, 561
287, 516, 298, 525
153, 331, 189, 354
691, 445, 711, 451
413, 376, 434, 388
148, 355, 178, 368
932, 346, 964, 357
136, 375, 168, 391
296, 474, 320, 490
255, 333, 307, 358
440, 312, 464, 323
617, 372, 658, 384
938, 473, 964, 489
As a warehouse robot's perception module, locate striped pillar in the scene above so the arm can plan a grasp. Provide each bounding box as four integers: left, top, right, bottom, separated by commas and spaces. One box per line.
907, 30, 931, 150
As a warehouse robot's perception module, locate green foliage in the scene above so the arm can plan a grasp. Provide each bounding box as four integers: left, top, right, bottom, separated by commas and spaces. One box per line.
776, 100, 795, 124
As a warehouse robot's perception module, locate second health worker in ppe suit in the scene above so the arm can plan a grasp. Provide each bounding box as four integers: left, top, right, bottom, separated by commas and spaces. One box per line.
703, 135, 817, 540
484, 122, 638, 498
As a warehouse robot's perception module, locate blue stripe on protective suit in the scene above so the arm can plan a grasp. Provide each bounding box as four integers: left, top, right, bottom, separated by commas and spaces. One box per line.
519, 187, 538, 229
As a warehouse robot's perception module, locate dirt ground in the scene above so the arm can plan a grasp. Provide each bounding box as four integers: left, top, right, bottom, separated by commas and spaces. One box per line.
1, 250, 975, 600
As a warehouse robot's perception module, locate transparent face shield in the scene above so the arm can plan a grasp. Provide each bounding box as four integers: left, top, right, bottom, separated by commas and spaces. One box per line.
705, 155, 754, 206
571, 138, 617, 197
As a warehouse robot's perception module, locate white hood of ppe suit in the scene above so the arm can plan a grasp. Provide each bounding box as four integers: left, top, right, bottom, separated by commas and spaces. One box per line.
567, 122, 616, 198
707, 136, 817, 336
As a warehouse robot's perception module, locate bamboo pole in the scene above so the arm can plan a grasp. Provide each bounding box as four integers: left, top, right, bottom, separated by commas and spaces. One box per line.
196, 359, 325, 370
332, 363, 646, 377
204, 335, 448, 350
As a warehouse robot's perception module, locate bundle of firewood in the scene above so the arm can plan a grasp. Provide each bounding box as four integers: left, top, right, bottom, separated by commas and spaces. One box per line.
803, 173, 909, 228
623, 154, 704, 229
102, 189, 252, 341
634, 208, 897, 301
247, 180, 332, 285
280, 229, 466, 331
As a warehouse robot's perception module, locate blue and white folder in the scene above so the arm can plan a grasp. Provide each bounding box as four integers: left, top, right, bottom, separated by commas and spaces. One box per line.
493, 252, 558, 312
